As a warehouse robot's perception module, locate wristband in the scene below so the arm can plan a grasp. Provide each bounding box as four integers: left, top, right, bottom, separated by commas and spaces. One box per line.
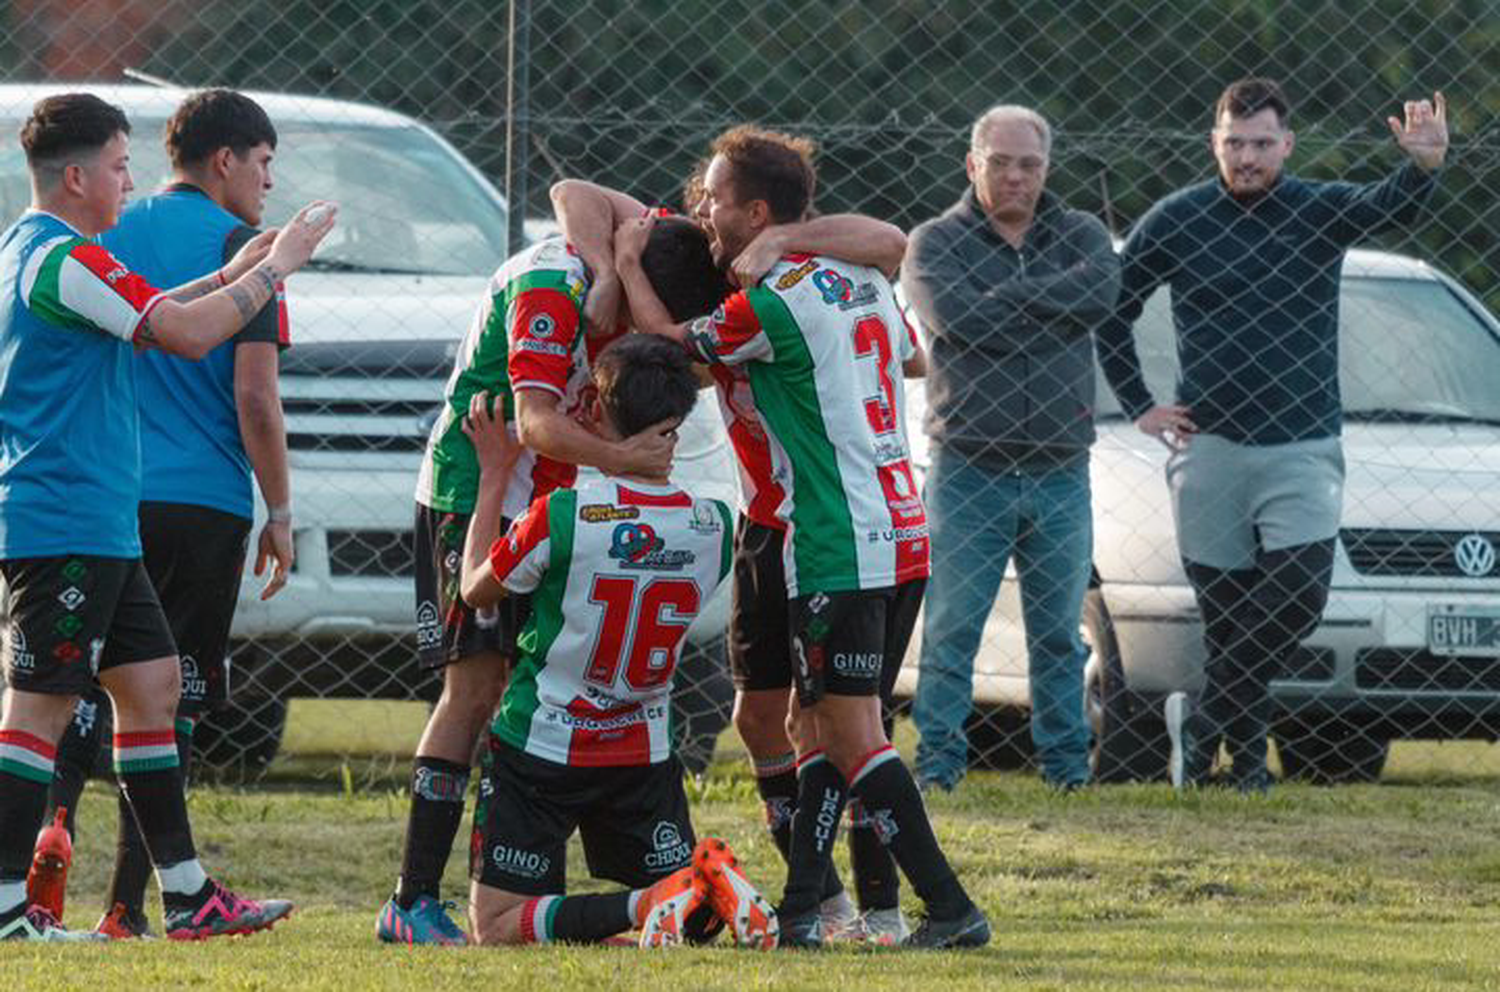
267, 505, 292, 523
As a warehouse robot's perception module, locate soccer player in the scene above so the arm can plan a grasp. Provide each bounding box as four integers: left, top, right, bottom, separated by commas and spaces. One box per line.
460, 325, 774, 949
550, 168, 912, 941
0, 92, 333, 941
613, 125, 991, 949
377, 198, 681, 945
38, 88, 295, 939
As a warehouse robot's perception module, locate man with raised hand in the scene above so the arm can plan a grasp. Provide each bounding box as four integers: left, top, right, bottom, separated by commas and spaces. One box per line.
37, 88, 298, 940
614, 126, 989, 950
1097, 79, 1447, 792
0, 92, 333, 941
551, 162, 914, 942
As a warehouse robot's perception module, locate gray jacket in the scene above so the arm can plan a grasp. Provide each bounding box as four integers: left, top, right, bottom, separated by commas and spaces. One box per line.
902, 188, 1119, 469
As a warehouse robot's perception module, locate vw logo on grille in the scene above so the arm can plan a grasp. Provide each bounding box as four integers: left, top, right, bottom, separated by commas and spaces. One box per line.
1454, 534, 1497, 578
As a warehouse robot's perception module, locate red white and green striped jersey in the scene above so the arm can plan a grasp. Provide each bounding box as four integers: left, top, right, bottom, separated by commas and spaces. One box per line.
0, 211, 166, 558
686, 254, 928, 597
488, 478, 733, 767
707, 363, 786, 529
415, 238, 591, 518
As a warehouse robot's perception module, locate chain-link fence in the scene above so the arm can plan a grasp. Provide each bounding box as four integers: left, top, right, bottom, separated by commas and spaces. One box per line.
1, 1, 1497, 784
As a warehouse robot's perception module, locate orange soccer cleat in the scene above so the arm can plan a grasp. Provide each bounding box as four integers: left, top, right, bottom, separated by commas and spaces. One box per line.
692, 837, 778, 949
637, 865, 707, 947
25, 807, 71, 922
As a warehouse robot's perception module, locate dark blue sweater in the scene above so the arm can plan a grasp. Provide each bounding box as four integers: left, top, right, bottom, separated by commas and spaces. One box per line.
1097, 163, 1436, 444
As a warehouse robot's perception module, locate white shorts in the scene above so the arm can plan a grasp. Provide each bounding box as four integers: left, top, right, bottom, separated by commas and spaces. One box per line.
1166, 434, 1344, 570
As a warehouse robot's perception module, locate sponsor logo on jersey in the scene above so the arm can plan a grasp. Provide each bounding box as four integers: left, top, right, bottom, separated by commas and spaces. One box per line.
490, 843, 551, 880
416, 600, 443, 651
835, 282, 880, 311
686, 316, 722, 362
579, 503, 640, 523
516, 338, 568, 357
832, 652, 883, 678
688, 501, 722, 535
179, 654, 208, 701
57, 586, 86, 611
105, 265, 128, 284
528, 313, 557, 339
5, 626, 35, 672
644, 820, 693, 872
813, 268, 853, 305
609, 523, 695, 571
873, 437, 909, 465
867, 523, 931, 544
775, 259, 819, 290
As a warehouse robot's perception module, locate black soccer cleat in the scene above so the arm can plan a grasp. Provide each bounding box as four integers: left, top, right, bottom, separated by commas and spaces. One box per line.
902, 902, 991, 950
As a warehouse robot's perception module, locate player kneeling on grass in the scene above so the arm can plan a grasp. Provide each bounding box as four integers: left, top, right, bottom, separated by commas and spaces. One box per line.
458, 333, 777, 949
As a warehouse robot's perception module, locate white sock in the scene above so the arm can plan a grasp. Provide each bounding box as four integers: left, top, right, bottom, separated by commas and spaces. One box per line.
156, 859, 209, 897
0, 879, 26, 915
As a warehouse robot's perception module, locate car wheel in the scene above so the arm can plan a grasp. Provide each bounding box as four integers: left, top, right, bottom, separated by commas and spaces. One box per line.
1086, 588, 1171, 783
670, 635, 733, 775
192, 696, 288, 780
1273, 716, 1389, 784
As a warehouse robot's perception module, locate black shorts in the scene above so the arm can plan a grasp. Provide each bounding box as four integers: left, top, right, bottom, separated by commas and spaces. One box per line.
789, 579, 925, 708
469, 735, 695, 896
728, 517, 793, 692
139, 502, 252, 715
1, 555, 176, 696
414, 503, 528, 671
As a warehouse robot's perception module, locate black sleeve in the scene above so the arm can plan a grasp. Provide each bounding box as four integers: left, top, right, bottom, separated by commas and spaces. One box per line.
223, 225, 289, 349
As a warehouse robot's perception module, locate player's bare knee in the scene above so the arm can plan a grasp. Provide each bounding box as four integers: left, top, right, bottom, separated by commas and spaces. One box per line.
0, 688, 78, 741
100, 655, 182, 728
469, 883, 523, 945
733, 689, 793, 756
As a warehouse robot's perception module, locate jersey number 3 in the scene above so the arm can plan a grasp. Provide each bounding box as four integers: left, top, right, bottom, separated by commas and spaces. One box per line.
584, 576, 701, 691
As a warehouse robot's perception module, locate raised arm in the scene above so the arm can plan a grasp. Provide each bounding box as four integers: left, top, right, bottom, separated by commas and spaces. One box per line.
730, 213, 908, 287
137, 202, 336, 360
550, 179, 650, 337
514, 388, 676, 479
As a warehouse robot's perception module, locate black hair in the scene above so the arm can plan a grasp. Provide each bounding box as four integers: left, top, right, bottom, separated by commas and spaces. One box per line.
1215, 78, 1291, 127
20, 93, 130, 174
165, 88, 277, 169
592, 333, 698, 439
640, 216, 732, 322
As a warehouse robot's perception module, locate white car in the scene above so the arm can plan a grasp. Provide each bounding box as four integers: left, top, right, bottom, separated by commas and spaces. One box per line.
0, 84, 739, 769
893, 248, 1500, 783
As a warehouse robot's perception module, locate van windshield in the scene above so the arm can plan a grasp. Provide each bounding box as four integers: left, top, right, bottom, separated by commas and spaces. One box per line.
0, 117, 509, 277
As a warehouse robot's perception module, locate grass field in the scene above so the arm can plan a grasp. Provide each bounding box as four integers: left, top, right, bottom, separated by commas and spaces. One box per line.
6, 700, 1500, 991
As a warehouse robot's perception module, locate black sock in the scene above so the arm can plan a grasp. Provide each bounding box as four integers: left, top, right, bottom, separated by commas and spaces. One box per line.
49, 693, 106, 837
781, 751, 846, 918
0, 732, 55, 910
847, 797, 899, 912
848, 746, 967, 920
395, 756, 470, 909
113, 731, 197, 869
752, 756, 798, 863
107, 722, 192, 914
544, 891, 633, 943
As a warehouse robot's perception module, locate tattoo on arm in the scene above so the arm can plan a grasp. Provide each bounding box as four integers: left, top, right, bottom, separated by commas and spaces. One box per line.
224, 264, 284, 322
168, 273, 221, 304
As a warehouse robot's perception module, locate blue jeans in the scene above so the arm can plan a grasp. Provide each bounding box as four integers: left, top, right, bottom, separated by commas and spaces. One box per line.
912, 449, 1093, 787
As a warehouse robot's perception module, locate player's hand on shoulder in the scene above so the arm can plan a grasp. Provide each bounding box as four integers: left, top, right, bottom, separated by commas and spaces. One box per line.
463, 390, 522, 476
730, 227, 787, 289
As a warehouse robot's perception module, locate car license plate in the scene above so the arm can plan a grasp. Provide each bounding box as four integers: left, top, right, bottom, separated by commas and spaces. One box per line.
1427, 605, 1500, 657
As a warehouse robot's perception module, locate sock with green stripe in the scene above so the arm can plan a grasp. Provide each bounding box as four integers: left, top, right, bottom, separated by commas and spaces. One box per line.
113, 730, 205, 900
517, 891, 633, 944
107, 717, 197, 914
0, 730, 56, 915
